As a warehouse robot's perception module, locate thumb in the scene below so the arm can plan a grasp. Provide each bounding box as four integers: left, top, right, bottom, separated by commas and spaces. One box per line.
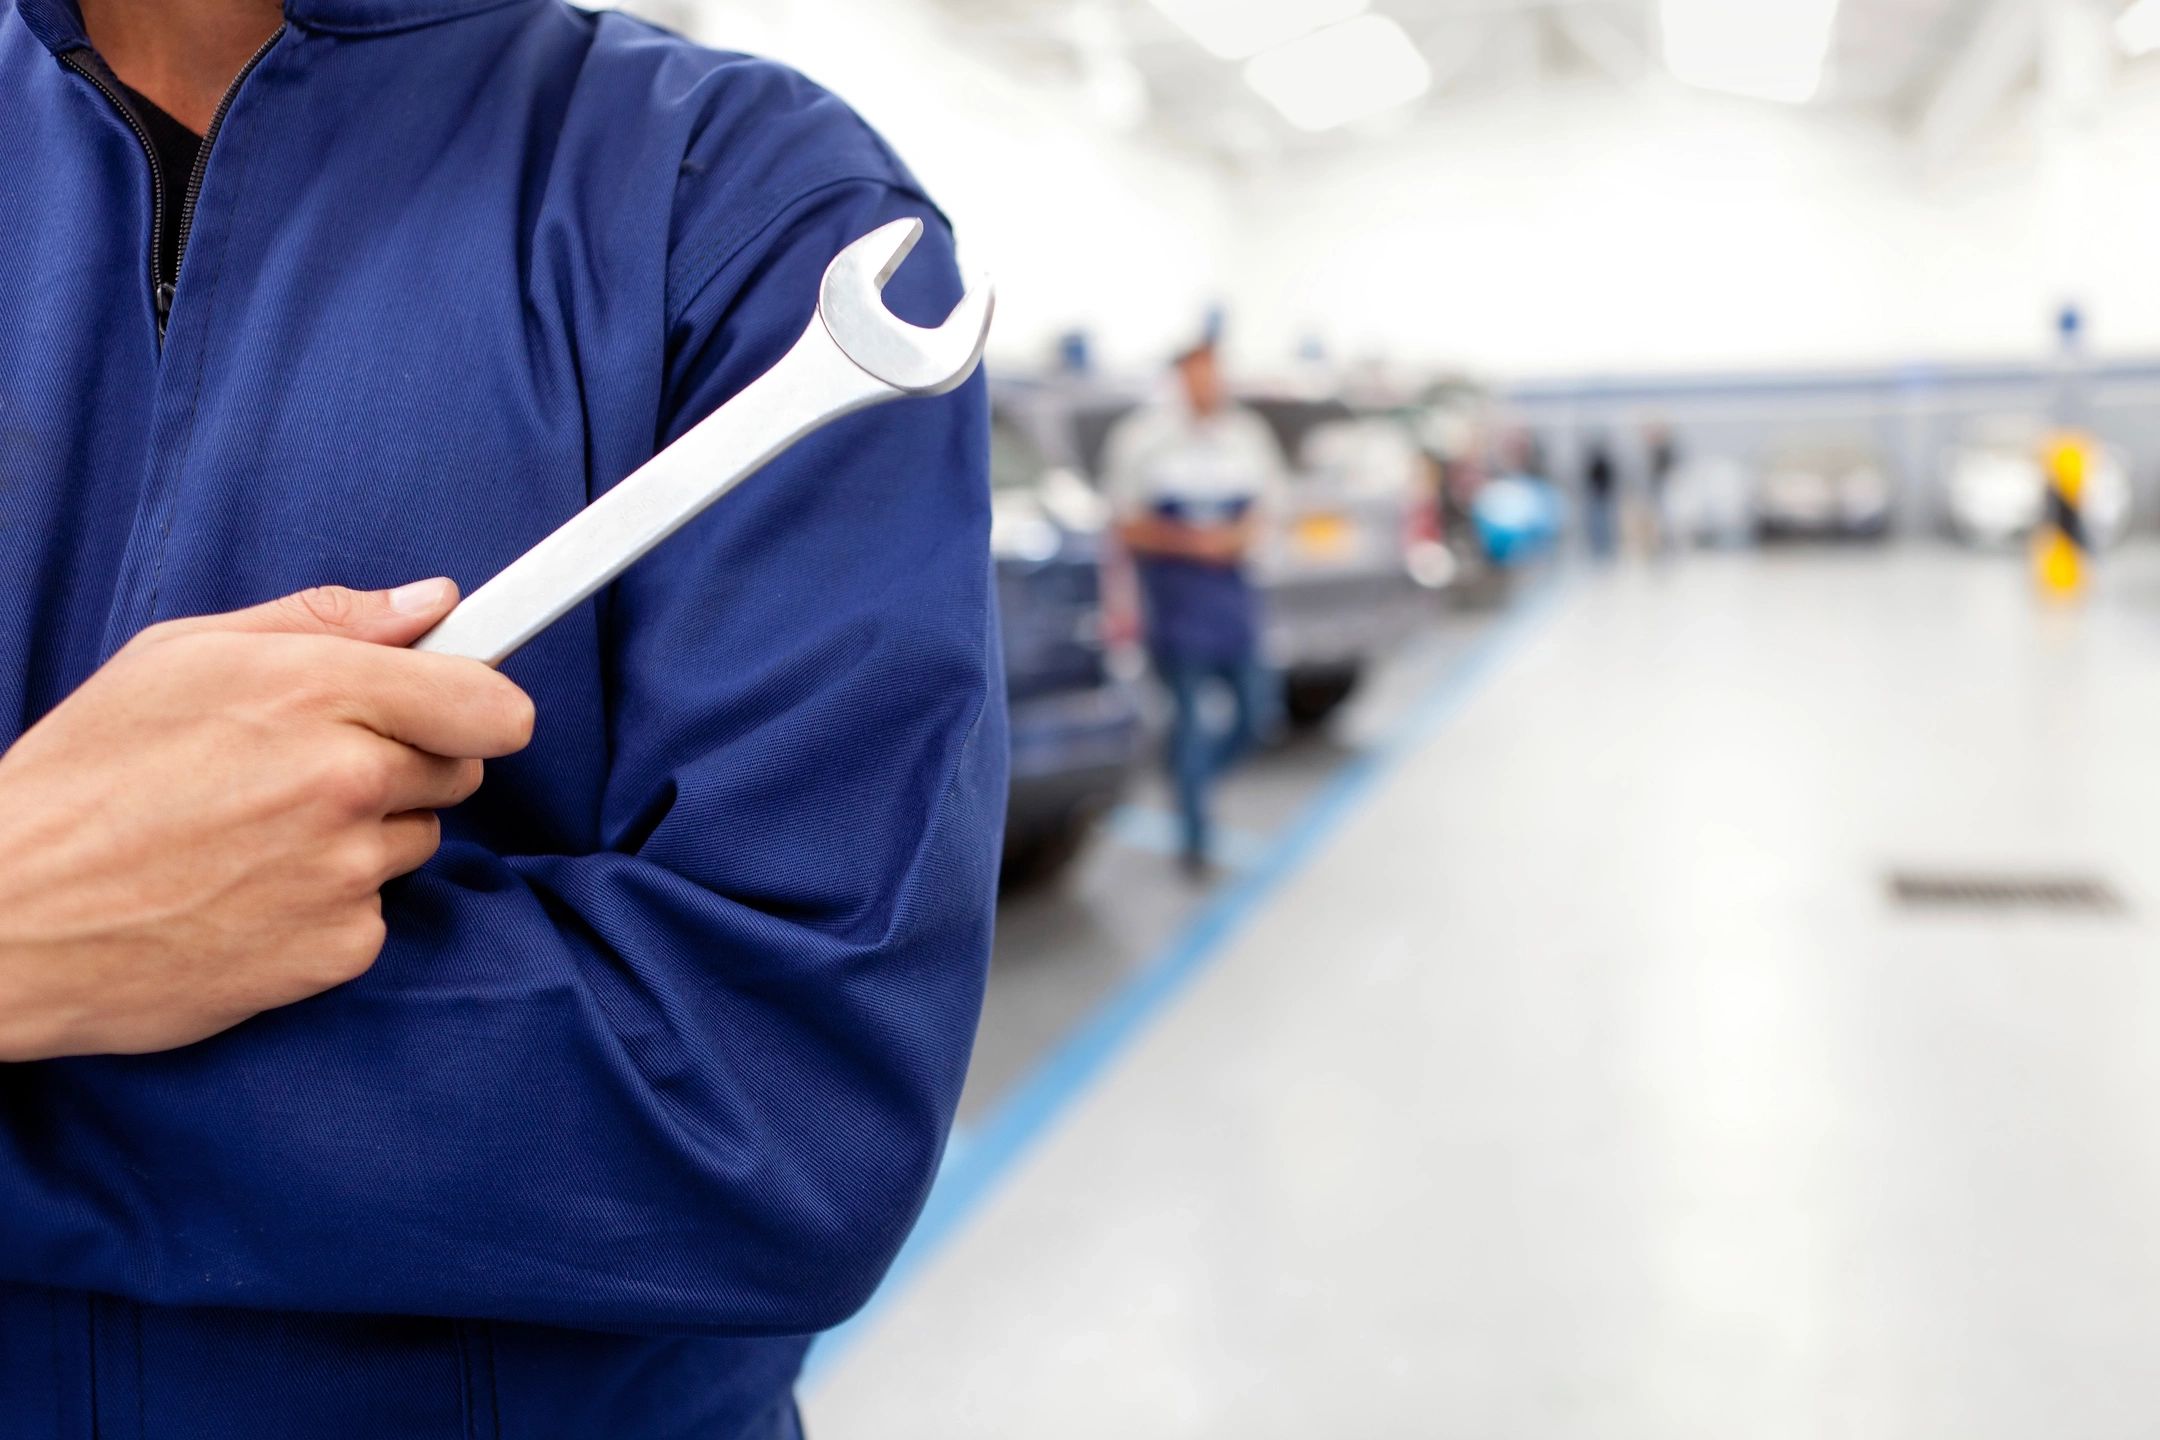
160, 579, 461, 647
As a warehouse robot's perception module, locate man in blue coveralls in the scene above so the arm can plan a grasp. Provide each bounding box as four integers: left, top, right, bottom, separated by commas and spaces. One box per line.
1105, 337, 1282, 877
0, 1, 1004, 1436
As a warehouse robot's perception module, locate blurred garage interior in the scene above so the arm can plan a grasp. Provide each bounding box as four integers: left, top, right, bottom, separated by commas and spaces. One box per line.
619, 0, 2160, 1433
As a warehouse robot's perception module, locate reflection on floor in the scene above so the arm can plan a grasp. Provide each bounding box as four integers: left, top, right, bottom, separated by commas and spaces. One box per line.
1102, 805, 1272, 874
810, 546, 2160, 1438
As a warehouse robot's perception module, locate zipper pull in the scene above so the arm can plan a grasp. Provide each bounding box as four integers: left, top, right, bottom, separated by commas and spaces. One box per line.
154, 282, 175, 329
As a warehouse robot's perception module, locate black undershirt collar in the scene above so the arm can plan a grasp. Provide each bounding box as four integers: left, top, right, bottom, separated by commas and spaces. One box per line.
111, 79, 202, 294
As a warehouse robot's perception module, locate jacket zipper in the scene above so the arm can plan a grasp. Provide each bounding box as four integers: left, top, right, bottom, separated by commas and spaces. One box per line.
170, 25, 286, 327
56, 52, 166, 326
60, 26, 285, 340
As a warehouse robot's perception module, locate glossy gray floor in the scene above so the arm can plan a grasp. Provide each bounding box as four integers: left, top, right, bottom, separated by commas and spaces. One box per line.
958, 609, 1500, 1125
809, 545, 2160, 1438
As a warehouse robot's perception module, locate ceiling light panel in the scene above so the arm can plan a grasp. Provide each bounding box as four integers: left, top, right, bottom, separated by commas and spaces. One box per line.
1149, 0, 1370, 61
1660, 0, 1841, 105
1243, 15, 1434, 133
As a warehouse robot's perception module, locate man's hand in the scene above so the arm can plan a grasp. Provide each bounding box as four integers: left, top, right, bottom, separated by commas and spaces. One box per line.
0, 581, 535, 1062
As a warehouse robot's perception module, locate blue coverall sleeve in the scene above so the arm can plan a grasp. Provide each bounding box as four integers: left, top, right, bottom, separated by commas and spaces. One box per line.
0, 180, 1006, 1337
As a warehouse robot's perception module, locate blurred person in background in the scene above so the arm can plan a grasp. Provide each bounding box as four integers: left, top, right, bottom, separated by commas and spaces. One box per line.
0, 0, 1002, 1436
1512, 426, 1550, 484
1106, 337, 1284, 878
1646, 421, 1681, 554
1584, 435, 1620, 559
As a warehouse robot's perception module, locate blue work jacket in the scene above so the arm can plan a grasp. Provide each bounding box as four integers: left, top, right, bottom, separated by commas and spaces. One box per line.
0, 2, 1005, 1436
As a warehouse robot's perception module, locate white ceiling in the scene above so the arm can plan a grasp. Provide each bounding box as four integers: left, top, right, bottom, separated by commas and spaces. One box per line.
920, 0, 2004, 162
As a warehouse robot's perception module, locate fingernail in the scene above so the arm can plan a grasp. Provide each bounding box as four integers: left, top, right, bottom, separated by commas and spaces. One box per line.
389, 578, 455, 614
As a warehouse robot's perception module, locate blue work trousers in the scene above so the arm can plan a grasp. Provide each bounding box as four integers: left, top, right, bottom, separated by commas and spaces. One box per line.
1159, 656, 1273, 864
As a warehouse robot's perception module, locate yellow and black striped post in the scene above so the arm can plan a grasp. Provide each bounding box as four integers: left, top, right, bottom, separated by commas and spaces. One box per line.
2035, 432, 2092, 600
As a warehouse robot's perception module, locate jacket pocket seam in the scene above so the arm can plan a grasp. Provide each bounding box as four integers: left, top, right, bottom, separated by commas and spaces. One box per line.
132, 1304, 144, 1440
484, 1322, 502, 1440
47, 1290, 60, 1440
454, 1320, 472, 1440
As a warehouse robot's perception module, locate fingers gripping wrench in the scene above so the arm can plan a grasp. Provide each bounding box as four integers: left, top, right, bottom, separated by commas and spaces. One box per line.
414, 219, 995, 665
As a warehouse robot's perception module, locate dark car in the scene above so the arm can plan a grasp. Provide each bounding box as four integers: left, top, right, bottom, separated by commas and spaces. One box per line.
992, 396, 1145, 888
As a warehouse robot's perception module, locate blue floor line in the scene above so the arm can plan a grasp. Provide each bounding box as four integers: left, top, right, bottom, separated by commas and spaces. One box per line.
801, 575, 1575, 1387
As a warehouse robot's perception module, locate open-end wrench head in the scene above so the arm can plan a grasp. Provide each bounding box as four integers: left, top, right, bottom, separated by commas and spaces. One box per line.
818, 218, 995, 398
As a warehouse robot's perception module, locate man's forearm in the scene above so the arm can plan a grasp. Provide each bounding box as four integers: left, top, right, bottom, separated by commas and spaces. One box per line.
0, 913, 65, 1064
1118, 516, 1253, 564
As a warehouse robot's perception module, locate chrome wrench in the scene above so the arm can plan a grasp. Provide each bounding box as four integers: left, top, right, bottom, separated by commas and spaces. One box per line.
414, 218, 994, 665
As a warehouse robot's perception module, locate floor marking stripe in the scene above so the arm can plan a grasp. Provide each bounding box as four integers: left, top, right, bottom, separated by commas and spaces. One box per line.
803, 574, 1574, 1385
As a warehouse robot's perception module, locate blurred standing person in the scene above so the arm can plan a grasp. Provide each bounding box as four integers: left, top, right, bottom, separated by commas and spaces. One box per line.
1584, 436, 1620, 559
1646, 422, 1681, 554
1513, 426, 1550, 483
1107, 337, 1285, 877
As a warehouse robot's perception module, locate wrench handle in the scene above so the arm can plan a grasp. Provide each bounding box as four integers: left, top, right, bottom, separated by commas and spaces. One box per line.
414, 321, 892, 666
